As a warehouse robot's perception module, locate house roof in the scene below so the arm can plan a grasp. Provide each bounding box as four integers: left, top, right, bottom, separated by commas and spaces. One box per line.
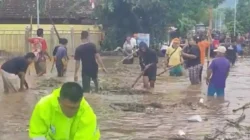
0, 0, 94, 19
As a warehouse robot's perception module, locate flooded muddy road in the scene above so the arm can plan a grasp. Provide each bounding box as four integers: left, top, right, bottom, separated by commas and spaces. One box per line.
0, 56, 250, 140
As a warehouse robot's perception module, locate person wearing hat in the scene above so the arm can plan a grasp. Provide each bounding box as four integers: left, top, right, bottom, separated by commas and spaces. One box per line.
206, 46, 230, 97
165, 38, 183, 77
138, 41, 158, 89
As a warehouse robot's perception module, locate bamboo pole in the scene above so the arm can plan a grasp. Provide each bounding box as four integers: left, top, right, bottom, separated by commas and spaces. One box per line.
28, 16, 33, 75
207, 6, 213, 67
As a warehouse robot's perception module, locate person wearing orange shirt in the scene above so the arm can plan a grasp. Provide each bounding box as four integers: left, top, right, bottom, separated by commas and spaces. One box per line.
197, 35, 210, 81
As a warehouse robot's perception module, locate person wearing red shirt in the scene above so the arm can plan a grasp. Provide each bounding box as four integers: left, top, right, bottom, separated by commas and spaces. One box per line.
212, 35, 220, 49
28, 28, 51, 76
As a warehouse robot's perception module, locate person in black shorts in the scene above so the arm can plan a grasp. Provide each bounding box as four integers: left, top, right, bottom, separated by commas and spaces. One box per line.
138, 42, 158, 89
1, 52, 35, 93
74, 31, 107, 93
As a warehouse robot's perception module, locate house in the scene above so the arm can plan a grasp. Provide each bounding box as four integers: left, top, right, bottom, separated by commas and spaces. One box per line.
0, 0, 95, 24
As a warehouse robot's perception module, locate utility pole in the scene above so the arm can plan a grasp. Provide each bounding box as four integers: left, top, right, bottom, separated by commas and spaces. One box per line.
214, 9, 217, 30
37, 0, 40, 28
233, 0, 237, 36
207, 6, 213, 67
219, 13, 222, 32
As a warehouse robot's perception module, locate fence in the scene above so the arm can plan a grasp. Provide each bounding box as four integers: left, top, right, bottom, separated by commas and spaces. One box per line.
0, 27, 103, 57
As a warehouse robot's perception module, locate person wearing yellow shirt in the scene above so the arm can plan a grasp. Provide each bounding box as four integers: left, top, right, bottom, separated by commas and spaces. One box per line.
165, 38, 183, 76
29, 82, 100, 140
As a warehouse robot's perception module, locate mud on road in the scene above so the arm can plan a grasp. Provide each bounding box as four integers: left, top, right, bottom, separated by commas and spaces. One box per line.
0, 57, 250, 140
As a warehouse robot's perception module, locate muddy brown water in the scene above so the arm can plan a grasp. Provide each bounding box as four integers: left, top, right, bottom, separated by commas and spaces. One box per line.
0, 56, 250, 139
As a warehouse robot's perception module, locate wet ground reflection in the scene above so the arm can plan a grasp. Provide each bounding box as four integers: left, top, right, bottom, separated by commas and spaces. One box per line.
0, 56, 250, 139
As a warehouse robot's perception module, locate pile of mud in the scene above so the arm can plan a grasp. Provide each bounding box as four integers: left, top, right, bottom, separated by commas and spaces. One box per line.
100, 87, 152, 95
109, 102, 163, 113
109, 100, 214, 113
32, 78, 63, 100
99, 77, 122, 91
108, 66, 132, 74
36, 77, 63, 89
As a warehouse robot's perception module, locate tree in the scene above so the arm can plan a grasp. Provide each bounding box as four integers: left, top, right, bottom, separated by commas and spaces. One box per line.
224, 8, 234, 24
66, 0, 225, 50
236, 0, 250, 32
223, 0, 250, 35
224, 8, 242, 34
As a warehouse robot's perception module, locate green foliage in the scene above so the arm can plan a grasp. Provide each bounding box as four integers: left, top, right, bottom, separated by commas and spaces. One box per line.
225, 21, 244, 35
178, 16, 196, 38
224, 0, 250, 35
236, 0, 250, 32
100, 27, 120, 51
67, 0, 225, 50
224, 8, 234, 24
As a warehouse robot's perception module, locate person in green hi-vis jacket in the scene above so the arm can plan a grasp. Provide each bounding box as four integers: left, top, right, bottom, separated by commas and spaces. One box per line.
29, 82, 100, 140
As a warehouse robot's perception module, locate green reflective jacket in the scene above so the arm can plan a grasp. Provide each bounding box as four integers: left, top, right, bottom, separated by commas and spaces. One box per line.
29, 88, 100, 140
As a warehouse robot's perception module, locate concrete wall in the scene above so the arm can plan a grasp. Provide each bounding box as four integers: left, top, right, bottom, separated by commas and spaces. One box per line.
0, 24, 103, 56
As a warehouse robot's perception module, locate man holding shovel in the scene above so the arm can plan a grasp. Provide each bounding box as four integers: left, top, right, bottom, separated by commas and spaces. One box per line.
138, 42, 158, 89
74, 31, 107, 93
0, 52, 35, 93
114, 34, 137, 64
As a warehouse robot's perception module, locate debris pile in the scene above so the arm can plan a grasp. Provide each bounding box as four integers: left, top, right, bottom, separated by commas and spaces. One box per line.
109, 102, 163, 113
204, 102, 250, 140
36, 77, 63, 88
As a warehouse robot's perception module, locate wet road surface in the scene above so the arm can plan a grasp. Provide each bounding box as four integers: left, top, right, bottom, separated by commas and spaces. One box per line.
0, 56, 250, 139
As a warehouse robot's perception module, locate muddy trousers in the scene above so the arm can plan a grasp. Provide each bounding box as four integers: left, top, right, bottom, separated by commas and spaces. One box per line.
56, 60, 64, 77
0, 69, 19, 92
34, 61, 46, 75
82, 74, 98, 93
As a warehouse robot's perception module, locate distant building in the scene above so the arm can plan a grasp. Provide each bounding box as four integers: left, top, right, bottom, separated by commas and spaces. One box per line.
0, 0, 95, 24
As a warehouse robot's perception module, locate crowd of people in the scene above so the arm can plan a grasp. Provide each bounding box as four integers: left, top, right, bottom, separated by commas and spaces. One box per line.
0, 27, 247, 139
0, 29, 104, 139
114, 29, 241, 98
160, 30, 246, 97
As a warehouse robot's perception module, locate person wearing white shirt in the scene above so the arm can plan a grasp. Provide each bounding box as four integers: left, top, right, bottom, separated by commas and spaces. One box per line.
130, 36, 137, 48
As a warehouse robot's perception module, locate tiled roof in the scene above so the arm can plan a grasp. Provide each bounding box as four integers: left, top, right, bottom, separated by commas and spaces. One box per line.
0, 0, 93, 18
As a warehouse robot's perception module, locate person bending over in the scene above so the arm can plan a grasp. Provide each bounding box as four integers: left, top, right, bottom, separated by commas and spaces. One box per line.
138, 42, 158, 89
